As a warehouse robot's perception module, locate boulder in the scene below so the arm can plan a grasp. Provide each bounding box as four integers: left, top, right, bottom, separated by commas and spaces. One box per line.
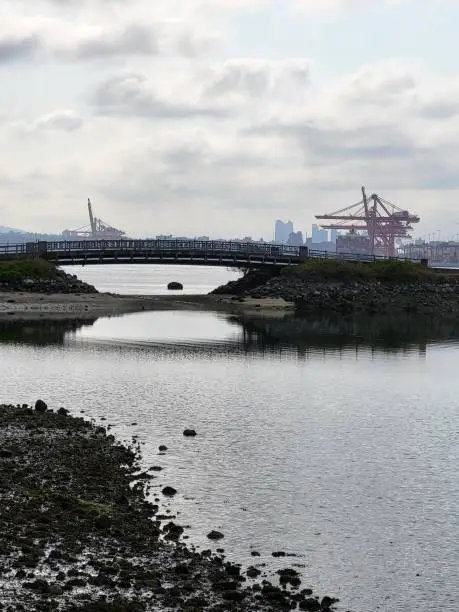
207, 530, 224, 540
162, 486, 177, 497
183, 429, 197, 437
34, 399, 48, 413
167, 282, 183, 290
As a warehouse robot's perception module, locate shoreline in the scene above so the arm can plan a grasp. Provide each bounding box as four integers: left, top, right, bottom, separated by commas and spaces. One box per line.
0, 402, 337, 611
0, 291, 295, 320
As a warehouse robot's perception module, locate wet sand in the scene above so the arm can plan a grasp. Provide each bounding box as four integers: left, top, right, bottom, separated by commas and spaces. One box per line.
0, 292, 294, 320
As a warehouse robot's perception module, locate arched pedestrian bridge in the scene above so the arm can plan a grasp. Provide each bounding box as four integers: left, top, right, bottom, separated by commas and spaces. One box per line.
0, 239, 420, 268
2, 239, 306, 267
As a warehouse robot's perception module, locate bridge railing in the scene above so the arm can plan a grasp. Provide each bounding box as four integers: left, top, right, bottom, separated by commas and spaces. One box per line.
43, 239, 301, 256
0, 240, 424, 264
0, 243, 27, 255
308, 250, 423, 264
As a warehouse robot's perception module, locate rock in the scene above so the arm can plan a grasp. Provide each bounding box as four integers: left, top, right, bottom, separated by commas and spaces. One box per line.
299, 598, 321, 611
34, 399, 48, 413
94, 515, 112, 530
0, 449, 13, 458
167, 282, 183, 290
183, 429, 197, 437
207, 530, 224, 540
272, 551, 286, 557
57, 407, 68, 416
222, 591, 245, 601
162, 486, 177, 497
278, 568, 301, 587
250, 551, 261, 557
321, 596, 339, 609
247, 566, 261, 578
48, 584, 63, 596
159, 445, 168, 451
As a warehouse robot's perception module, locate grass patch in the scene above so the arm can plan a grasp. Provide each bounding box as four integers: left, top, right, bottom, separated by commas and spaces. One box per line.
0, 258, 57, 281
283, 258, 433, 282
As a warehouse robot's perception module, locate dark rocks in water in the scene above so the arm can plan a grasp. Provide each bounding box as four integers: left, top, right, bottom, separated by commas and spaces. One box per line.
207, 530, 224, 540
247, 566, 261, 578
163, 523, 184, 540
272, 551, 286, 557
150, 465, 163, 471
167, 282, 183, 290
250, 550, 261, 557
159, 445, 168, 451
0, 403, 339, 611
278, 568, 301, 587
34, 399, 47, 413
162, 486, 177, 497
321, 596, 340, 609
183, 429, 197, 437
0, 449, 13, 458
299, 597, 321, 610
57, 407, 69, 416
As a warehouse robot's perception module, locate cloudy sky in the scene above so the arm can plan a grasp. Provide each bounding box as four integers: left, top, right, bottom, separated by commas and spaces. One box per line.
1, 0, 458, 239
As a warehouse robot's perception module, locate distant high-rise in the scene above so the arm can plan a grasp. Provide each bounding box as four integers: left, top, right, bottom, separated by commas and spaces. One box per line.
287, 231, 304, 247
312, 224, 327, 244
330, 229, 338, 244
275, 220, 294, 244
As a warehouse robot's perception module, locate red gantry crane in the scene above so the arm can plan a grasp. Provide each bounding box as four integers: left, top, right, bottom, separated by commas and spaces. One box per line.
315, 187, 420, 258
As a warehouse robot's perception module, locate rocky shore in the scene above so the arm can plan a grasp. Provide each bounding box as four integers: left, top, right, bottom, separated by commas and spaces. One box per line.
0, 267, 98, 295
212, 265, 459, 315
0, 403, 338, 611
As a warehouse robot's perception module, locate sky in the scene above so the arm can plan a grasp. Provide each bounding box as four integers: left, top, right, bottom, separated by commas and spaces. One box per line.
1, 0, 459, 240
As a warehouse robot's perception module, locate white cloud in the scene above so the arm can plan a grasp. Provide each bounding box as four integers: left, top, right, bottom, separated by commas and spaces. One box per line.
35, 110, 83, 131
0, 0, 458, 239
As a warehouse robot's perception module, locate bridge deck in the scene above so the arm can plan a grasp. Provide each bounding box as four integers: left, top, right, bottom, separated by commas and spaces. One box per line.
0, 239, 422, 267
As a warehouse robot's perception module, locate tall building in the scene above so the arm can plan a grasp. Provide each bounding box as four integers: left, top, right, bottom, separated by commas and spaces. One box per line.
287, 231, 304, 247
275, 220, 294, 244
330, 229, 338, 244
312, 224, 327, 244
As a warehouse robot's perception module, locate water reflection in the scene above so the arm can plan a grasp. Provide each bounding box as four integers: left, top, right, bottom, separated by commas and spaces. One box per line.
2, 310, 459, 357
229, 311, 459, 357
0, 317, 97, 346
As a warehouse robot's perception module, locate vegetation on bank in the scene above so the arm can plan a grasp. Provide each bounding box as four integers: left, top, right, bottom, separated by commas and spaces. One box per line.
0, 258, 57, 281
282, 258, 434, 282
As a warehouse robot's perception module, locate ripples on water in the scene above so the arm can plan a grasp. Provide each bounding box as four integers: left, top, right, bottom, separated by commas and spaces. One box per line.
0, 266, 458, 612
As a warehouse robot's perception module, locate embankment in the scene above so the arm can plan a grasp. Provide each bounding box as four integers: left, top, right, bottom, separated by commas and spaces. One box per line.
212, 260, 459, 315
0, 258, 97, 294
0, 403, 338, 611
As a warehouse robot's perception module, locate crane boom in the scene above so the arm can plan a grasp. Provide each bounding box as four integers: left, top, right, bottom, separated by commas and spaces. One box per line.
88, 199, 97, 237
315, 187, 420, 257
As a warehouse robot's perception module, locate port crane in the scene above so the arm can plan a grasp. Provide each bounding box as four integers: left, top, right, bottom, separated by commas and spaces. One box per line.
63, 199, 126, 240
315, 187, 420, 257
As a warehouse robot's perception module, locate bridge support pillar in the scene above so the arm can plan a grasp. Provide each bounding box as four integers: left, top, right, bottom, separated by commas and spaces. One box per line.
299, 246, 309, 262
37, 241, 48, 257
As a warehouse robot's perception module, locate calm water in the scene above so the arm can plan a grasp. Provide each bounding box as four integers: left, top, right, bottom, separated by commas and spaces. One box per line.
61, 264, 241, 295
0, 266, 458, 612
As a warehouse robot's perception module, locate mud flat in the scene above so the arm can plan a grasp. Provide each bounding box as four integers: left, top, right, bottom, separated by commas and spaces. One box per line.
0, 402, 338, 611
0, 292, 294, 321
0, 291, 166, 318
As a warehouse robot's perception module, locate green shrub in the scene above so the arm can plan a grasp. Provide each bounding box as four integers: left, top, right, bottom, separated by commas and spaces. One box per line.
282, 257, 432, 282
0, 258, 57, 281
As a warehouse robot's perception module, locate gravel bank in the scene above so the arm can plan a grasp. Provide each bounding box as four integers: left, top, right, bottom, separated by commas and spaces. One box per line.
212, 269, 459, 315
0, 403, 338, 612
